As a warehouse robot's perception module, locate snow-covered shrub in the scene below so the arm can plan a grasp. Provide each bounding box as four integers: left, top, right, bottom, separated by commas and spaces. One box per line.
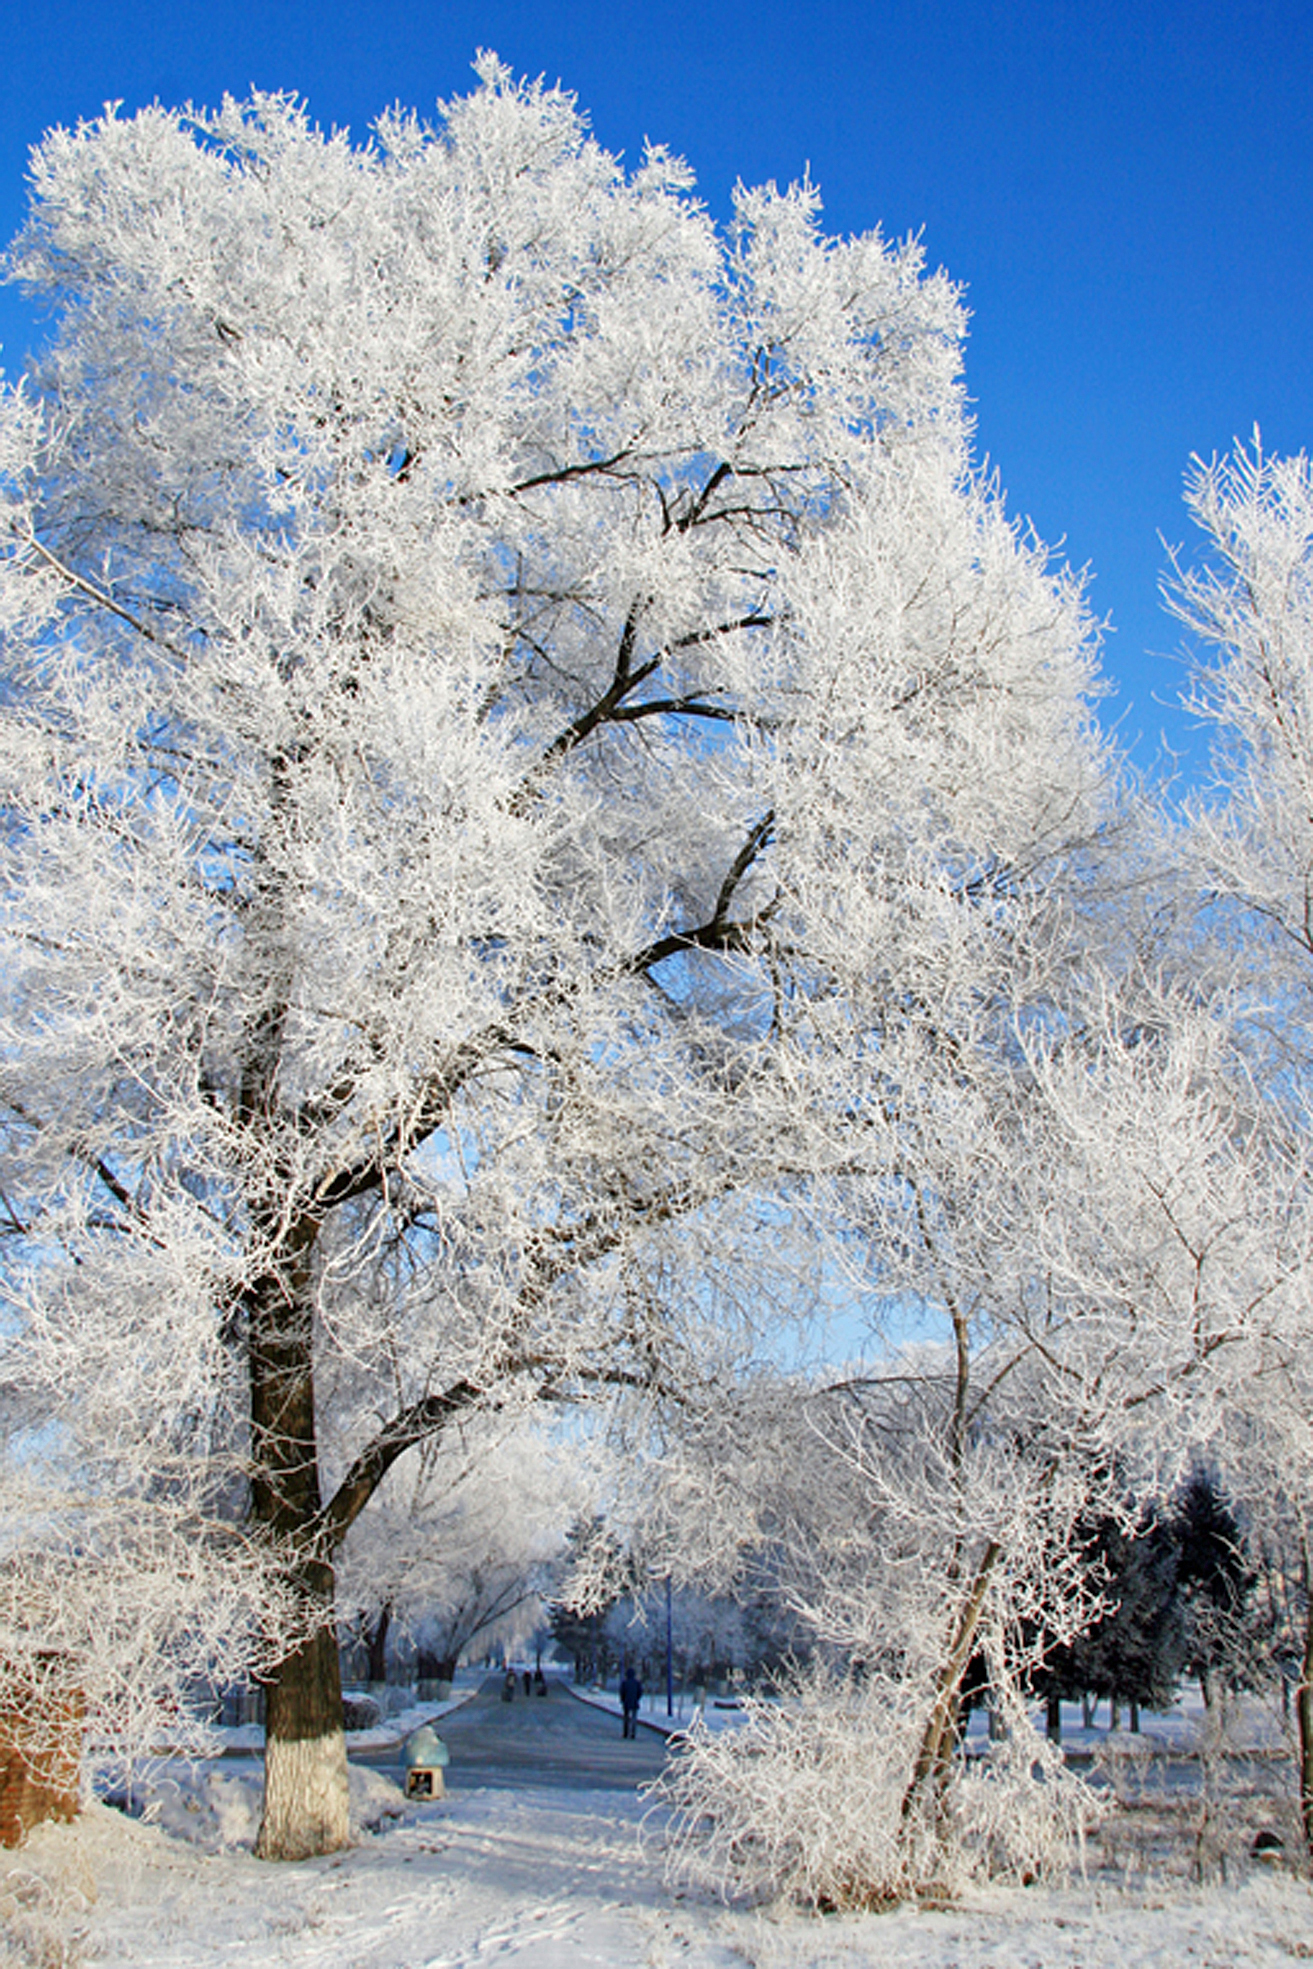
0, 1487, 310, 1808
658, 1661, 1101, 1909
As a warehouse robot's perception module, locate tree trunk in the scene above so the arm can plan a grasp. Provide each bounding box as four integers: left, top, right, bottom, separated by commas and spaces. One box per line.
247, 1241, 351, 1860
416, 1649, 457, 1685
256, 1558, 349, 1861
1298, 1542, 1313, 1860
1046, 1693, 1062, 1744
901, 1540, 1002, 1843
365, 1603, 393, 1688
416, 1649, 457, 1701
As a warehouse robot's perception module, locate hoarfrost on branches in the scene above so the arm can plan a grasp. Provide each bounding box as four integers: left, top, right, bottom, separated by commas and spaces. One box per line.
0, 54, 1112, 1860
1165, 439, 1313, 1856
335, 1412, 591, 1679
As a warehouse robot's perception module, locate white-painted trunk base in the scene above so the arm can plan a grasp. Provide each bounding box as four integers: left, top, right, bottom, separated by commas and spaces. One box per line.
256, 1729, 350, 1860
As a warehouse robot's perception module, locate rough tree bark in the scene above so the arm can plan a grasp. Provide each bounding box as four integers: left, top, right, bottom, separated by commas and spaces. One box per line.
255, 1560, 349, 1861
246, 1226, 351, 1859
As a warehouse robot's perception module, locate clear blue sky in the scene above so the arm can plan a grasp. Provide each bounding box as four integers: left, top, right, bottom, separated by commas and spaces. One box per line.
1, 0, 1308, 775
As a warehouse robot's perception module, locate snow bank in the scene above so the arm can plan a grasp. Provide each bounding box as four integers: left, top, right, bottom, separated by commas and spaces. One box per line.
133, 1760, 407, 1852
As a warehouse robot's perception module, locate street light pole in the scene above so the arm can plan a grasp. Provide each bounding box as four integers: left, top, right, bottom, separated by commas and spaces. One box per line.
666, 1574, 674, 1718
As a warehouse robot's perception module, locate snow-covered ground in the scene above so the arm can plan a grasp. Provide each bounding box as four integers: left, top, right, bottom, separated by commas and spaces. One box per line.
4, 1684, 1313, 1968
565, 1681, 744, 1737
5, 1768, 1313, 1969
210, 1684, 479, 1759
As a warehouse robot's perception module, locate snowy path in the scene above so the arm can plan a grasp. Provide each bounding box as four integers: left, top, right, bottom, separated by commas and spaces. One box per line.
13, 1782, 1313, 1968
7, 1682, 1313, 1966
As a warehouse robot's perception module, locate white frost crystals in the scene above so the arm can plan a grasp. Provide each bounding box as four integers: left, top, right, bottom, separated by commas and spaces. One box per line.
0, 50, 1182, 1882
659, 1667, 1101, 1913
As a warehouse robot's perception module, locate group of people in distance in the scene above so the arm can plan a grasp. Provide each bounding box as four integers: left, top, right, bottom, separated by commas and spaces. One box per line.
501, 1666, 548, 1700
497, 1662, 644, 1736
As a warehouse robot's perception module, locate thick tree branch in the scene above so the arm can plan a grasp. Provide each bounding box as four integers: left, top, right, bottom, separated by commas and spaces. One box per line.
670, 460, 732, 534
609, 696, 737, 726
318, 1161, 728, 1548
318, 1378, 485, 1549
522, 612, 771, 796
630, 809, 777, 974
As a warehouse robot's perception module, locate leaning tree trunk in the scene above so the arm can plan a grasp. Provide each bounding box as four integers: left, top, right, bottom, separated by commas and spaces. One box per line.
899, 1539, 1002, 1878
248, 1242, 351, 1861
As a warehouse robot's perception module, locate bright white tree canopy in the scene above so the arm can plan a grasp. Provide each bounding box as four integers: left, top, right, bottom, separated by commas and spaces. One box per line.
0, 57, 1112, 1855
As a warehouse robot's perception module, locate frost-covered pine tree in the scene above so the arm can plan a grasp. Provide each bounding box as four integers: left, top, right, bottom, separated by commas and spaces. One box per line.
0, 58, 1108, 1858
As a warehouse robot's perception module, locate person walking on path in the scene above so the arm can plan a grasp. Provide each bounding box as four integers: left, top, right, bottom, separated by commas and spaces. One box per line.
619, 1667, 643, 1739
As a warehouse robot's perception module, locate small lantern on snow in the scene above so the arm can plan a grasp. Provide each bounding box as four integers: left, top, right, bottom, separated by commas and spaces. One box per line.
403, 1724, 450, 1799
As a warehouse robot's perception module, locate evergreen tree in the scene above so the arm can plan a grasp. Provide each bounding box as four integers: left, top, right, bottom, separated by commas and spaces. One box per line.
1173, 1469, 1256, 1702
1035, 1504, 1187, 1728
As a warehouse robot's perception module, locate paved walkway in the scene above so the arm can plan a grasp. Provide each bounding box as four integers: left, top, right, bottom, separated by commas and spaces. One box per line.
352, 1676, 671, 1795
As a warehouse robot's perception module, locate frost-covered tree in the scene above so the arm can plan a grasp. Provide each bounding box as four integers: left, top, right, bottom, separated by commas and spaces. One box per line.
650, 958, 1305, 1904
654, 1366, 1111, 1907
1163, 441, 1313, 1851
1171, 444, 1313, 1000
0, 58, 1109, 1859
602, 1583, 748, 1691
336, 1413, 587, 1686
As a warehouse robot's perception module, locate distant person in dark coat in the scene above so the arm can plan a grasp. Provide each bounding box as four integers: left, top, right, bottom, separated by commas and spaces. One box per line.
619, 1668, 643, 1738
